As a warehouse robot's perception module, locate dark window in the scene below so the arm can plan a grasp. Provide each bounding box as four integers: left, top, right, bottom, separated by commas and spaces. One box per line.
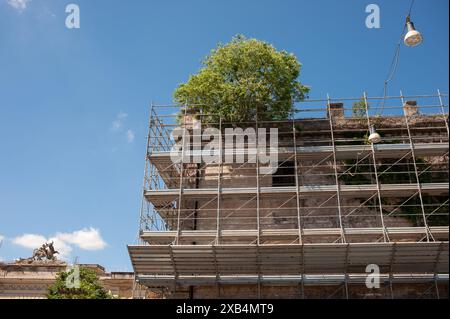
272, 161, 296, 187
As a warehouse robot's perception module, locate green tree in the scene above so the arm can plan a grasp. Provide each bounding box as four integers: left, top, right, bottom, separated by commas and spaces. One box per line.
46, 266, 114, 299
352, 98, 368, 118
174, 35, 309, 124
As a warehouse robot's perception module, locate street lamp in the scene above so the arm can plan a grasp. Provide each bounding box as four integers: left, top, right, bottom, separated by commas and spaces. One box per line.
404, 16, 423, 47
368, 125, 382, 144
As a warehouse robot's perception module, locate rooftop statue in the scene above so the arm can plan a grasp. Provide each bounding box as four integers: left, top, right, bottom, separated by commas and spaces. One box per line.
16, 242, 62, 264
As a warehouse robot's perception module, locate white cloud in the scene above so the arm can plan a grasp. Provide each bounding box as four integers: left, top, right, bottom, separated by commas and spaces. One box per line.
12, 234, 46, 249
0, 234, 4, 243
111, 112, 136, 145
7, 0, 31, 11
12, 228, 107, 260
111, 112, 128, 131
126, 130, 135, 143
55, 228, 107, 251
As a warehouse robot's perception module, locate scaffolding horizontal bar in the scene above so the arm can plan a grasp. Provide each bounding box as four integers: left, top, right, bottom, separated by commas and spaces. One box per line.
149, 143, 449, 188
136, 273, 449, 287
150, 143, 448, 164
140, 227, 449, 244
144, 182, 449, 207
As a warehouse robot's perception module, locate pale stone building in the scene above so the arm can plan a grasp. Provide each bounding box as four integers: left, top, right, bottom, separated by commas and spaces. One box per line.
0, 262, 134, 299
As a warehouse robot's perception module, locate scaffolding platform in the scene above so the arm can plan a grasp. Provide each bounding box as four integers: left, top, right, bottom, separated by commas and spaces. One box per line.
128, 242, 448, 283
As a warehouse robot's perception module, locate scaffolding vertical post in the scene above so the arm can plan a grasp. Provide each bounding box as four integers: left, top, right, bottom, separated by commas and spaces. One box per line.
292, 116, 303, 244
301, 245, 305, 299
437, 89, 449, 137
363, 91, 389, 242
132, 274, 139, 299
256, 244, 262, 299
292, 113, 305, 298
434, 241, 444, 299
326, 94, 346, 243
434, 279, 440, 300
256, 110, 261, 246
388, 242, 397, 299
169, 245, 179, 295
216, 117, 223, 245
389, 278, 394, 299
175, 105, 189, 245
344, 243, 350, 299
255, 108, 261, 298
139, 102, 155, 236
400, 90, 431, 242
212, 245, 221, 298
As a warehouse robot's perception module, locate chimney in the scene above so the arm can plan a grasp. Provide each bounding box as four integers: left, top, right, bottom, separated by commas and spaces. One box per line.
328, 103, 345, 118
403, 100, 419, 117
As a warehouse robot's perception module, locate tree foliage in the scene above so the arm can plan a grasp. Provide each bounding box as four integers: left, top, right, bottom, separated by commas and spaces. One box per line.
352, 98, 369, 118
174, 35, 309, 124
46, 266, 114, 299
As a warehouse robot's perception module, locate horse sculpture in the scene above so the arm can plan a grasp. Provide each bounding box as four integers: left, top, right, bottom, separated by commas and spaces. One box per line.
30, 242, 59, 261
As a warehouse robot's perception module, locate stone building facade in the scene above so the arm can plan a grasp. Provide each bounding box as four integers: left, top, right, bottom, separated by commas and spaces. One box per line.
0, 262, 134, 299
129, 96, 449, 299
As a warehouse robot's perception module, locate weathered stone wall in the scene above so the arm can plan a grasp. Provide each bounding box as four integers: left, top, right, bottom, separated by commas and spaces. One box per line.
173, 114, 448, 241
168, 283, 448, 299
177, 161, 415, 244
163, 113, 448, 298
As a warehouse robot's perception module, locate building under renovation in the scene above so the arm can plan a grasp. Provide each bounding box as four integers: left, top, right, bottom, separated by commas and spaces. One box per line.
128, 91, 449, 299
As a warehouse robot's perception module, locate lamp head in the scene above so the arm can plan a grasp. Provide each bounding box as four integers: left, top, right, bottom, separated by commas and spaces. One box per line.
404, 19, 423, 47
368, 126, 382, 144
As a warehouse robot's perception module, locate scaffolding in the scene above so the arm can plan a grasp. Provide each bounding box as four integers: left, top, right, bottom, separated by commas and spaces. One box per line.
129, 91, 449, 299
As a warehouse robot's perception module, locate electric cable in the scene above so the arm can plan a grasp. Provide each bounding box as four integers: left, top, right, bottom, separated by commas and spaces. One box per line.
377, 0, 416, 116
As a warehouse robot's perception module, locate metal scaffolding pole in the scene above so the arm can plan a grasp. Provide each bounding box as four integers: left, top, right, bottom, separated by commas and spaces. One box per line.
363, 91, 389, 242
169, 245, 178, 294
292, 116, 303, 244
256, 110, 261, 246
216, 117, 223, 245
344, 243, 350, 299
327, 94, 346, 243
400, 90, 432, 242
292, 111, 305, 299
212, 245, 221, 297
139, 102, 155, 235
389, 242, 397, 299
255, 108, 262, 298
437, 89, 449, 137
175, 105, 188, 244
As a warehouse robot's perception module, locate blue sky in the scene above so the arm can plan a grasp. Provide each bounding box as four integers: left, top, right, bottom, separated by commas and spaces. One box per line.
0, 0, 448, 271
